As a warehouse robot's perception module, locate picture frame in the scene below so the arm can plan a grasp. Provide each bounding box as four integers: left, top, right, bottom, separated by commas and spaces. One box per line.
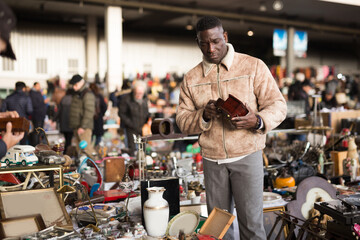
263, 206, 288, 240
0, 188, 71, 227
0, 214, 46, 238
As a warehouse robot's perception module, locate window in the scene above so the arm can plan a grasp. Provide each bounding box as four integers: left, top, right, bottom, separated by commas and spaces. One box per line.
68, 59, 78, 75
2, 58, 14, 71
36, 58, 47, 74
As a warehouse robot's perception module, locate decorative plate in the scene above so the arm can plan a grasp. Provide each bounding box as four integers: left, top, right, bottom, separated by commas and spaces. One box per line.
166, 210, 200, 237
263, 192, 282, 203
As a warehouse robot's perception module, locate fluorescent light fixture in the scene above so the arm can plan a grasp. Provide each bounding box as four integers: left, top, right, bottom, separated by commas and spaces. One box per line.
319, 0, 360, 7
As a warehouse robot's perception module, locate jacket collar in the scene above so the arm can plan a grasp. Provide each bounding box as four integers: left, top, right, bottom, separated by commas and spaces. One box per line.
202, 43, 235, 77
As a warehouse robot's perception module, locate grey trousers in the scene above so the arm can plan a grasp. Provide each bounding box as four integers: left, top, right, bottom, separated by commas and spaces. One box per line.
203, 151, 266, 240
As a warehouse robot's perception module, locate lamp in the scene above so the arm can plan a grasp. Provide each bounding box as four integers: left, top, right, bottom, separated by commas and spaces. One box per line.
247, 28, 254, 37
273, 0, 284, 11
185, 20, 194, 31
259, 2, 267, 12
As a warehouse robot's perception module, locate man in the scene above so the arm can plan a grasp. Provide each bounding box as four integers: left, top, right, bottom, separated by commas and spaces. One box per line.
29, 82, 48, 128
118, 80, 149, 156
1, 81, 33, 144
0, 0, 25, 157
176, 16, 287, 240
68, 74, 96, 157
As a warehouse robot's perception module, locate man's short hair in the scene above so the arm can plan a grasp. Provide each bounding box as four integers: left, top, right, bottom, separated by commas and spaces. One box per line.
15, 81, 26, 90
196, 16, 223, 33
33, 82, 39, 87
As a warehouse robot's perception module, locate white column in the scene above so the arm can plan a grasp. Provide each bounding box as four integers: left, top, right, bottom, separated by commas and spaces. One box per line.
105, 6, 123, 92
86, 16, 98, 82
286, 27, 295, 78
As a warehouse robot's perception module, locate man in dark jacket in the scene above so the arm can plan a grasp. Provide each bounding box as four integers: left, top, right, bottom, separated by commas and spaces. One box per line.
118, 80, 149, 156
29, 82, 48, 128
69, 74, 96, 157
1, 81, 33, 144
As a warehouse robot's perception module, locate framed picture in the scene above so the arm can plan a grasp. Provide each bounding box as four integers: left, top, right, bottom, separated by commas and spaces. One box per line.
0, 214, 46, 238
0, 188, 71, 227
263, 206, 287, 240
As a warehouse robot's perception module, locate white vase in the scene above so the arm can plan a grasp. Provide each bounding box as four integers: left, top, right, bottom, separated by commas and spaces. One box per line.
143, 187, 169, 237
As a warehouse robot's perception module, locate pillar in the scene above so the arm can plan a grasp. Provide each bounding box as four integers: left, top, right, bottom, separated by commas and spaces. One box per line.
86, 16, 98, 82
105, 6, 123, 92
286, 27, 295, 78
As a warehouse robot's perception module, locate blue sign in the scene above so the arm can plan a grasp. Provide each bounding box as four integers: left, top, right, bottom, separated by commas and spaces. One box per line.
273, 29, 287, 56
294, 30, 308, 58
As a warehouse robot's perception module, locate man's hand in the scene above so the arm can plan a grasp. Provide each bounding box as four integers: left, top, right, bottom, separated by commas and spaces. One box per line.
2, 122, 24, 149
0, 111, 20, 118
77, 128, 85, 135
230, 104, 258, 130
203, 100, 220, 121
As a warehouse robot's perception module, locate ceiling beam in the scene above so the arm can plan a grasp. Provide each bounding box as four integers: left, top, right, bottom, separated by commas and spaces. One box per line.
40, 0, 360, 35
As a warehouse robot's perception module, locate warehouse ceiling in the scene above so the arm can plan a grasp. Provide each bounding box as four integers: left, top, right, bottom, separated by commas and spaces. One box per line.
3, 0, 360, 46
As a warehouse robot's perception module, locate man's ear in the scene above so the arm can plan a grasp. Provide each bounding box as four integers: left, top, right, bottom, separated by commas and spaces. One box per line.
195, 37, 200, 47
224, 31, 228, 43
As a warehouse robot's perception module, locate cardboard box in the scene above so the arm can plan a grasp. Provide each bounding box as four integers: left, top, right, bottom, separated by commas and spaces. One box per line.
199, 207, 235, 239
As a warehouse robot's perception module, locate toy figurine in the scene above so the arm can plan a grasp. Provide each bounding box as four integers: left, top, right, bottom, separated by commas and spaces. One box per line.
0, 145, 38, 166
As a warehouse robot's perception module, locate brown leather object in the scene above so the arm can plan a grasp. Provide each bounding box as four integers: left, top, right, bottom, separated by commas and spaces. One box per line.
215, 94, 248, 119
104, 157, 125, 182
0, 117, 30, 132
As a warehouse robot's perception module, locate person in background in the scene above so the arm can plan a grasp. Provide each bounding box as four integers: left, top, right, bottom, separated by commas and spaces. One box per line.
89, 83, 107, 147
56, 88, 74, 154
319, 88, 337, 110
1, 81, 33, 145
68, 74, 96, 157
0, 0, 25, 156
118, 80, 150, 156
176, 16, 287, 240
29, 82, 49, 128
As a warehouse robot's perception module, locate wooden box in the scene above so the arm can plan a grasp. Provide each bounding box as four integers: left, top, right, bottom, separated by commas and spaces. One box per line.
215, 94, 248, 119
199, 207, 235, 239
321, 110, 360, 133
0, 117, 30, 132
330, 151, 348, 176
104, 157, 125, 182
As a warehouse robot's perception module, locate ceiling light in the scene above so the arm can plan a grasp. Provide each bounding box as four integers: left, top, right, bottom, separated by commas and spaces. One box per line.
247, 28, 254, 37
273, 0, 283, 11
259, 2, 267, 12
186, 21, 193, 31
186, 24, 193, 31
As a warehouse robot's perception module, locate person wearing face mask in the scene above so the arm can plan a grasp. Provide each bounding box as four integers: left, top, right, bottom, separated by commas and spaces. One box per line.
118, 80, 150, 156
176, 16, 287, 240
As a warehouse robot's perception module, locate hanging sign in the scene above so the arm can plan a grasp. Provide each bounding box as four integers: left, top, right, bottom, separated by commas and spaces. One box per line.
294, 30, 308, 58
273, 29, 287, 57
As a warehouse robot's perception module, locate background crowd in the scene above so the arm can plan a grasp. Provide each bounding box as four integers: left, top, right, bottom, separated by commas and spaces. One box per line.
0, 68, 359, 158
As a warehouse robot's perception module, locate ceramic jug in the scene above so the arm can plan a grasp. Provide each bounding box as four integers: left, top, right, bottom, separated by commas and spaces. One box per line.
143, 186, 169, 237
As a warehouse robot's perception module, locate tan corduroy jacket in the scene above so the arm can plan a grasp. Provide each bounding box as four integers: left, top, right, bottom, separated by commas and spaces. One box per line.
176, 44, 287, 160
